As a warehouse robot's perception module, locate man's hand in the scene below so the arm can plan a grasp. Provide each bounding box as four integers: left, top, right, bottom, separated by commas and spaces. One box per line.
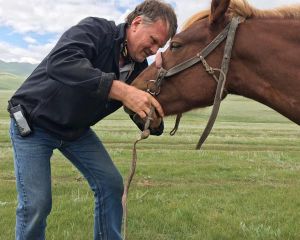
109, 80, 164, 119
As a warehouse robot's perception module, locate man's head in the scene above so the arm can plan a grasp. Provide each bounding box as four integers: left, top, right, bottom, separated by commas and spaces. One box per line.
125, 0, 177, 62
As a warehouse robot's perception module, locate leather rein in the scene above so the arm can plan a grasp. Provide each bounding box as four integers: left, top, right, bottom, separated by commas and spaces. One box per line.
148, 16, 243, 149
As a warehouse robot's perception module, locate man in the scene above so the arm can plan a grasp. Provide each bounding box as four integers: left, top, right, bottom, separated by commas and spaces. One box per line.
8, 0, 177, 239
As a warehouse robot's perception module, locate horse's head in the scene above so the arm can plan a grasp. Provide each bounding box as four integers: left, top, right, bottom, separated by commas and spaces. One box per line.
131, 0, 237, 116
130, 0, 300, 147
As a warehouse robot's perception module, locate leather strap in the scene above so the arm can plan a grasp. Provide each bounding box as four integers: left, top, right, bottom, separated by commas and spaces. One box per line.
196, 16, 242, 149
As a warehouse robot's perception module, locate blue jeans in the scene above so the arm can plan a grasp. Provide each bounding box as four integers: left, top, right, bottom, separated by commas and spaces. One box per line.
10, 119, 123, 240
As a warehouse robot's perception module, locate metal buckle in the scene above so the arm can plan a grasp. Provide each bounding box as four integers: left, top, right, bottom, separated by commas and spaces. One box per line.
146, 79, 161, 96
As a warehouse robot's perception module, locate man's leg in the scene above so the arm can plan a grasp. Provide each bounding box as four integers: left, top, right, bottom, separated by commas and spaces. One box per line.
59, 128, 123, 240
10, 120, 58, 240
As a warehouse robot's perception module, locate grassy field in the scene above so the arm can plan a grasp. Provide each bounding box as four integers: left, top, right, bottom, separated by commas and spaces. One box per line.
0, 90, 299, 240
0, 74, 25, 90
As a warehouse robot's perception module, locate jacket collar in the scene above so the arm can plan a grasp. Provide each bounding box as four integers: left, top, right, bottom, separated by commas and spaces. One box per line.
114, 22, 127, 58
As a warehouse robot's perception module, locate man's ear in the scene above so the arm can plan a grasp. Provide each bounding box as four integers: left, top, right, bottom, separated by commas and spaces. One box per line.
131, 16, 143, 31
210, 0, 230, 24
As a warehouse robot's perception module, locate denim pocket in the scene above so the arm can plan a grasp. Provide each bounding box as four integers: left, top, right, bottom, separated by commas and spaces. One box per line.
10, 118, 20, 136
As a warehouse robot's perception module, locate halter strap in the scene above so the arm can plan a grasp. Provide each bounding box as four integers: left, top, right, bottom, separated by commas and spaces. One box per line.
196, 16, 242, 149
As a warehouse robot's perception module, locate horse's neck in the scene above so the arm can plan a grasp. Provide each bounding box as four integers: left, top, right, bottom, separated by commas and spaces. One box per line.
227, 18, 300, 125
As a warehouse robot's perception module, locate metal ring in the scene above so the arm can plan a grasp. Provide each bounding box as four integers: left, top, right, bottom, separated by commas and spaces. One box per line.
146, 80, 161, 96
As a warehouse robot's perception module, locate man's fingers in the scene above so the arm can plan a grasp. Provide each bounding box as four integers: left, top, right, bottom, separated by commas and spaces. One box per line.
150, 97, 164, 117
144, 107, 152, 117
137, 104, 160, 121
137, 111, 147, 119
122, 86, 164, 119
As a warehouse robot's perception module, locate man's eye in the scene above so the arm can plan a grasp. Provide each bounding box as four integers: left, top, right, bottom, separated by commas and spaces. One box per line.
170, 41, 181, 51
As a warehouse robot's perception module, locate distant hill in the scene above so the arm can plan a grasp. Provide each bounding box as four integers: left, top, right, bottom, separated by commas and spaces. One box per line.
0, 60, 38, 90
0, 60, 37, 76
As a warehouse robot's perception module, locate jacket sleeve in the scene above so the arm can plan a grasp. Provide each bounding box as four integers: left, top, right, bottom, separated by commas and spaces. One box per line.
46, 17, 116, 101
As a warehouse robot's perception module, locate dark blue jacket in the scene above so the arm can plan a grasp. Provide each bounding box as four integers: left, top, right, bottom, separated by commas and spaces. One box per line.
9, 17, 159, 140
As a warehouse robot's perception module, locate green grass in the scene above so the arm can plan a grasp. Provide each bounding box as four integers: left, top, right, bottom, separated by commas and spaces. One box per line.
0, 74, 25, 90
0, 90, 299, 240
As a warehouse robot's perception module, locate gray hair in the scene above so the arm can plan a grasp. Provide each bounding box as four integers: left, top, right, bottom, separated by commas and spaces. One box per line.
126, 0, 177, 38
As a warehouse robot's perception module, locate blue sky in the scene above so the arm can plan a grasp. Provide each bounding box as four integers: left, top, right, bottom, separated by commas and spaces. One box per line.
0, 0, 299, 63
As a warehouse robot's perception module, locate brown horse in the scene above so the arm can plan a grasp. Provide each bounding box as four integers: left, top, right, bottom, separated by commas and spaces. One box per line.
131, 0, 300, 145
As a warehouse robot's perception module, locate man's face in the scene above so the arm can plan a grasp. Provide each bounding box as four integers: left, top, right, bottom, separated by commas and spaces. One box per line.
127, 17, 169, 62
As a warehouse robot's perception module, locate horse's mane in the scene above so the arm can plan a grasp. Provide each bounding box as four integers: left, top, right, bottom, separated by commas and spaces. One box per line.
182, 0, 300, 30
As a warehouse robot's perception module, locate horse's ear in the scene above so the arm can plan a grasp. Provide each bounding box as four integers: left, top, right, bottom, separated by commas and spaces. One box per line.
210, 0, 230, 24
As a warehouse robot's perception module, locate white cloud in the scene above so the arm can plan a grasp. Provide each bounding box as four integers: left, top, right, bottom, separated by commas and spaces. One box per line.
174, 0, 210, 30
248, 0, 300, 9
0, 0, 124, 34
23, 36, 37, 44
0, 40, 56, 64
0, 0, 128, 63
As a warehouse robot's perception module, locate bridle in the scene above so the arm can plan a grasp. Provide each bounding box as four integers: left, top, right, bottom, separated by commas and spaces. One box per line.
146, 16, 244, 149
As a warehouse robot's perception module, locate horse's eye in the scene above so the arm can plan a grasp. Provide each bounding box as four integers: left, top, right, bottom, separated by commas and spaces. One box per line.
170, 41, 181, 51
